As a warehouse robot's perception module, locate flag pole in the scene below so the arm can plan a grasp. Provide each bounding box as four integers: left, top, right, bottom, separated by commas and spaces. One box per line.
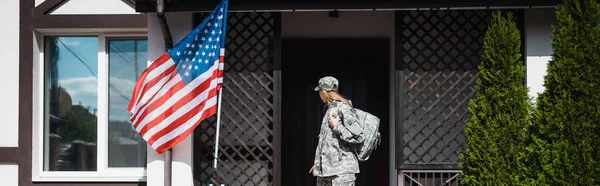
212, 88, 224, 180
213, 1, 228, 184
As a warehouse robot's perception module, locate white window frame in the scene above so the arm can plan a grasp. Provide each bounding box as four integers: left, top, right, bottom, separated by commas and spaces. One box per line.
32, 30, 149, 182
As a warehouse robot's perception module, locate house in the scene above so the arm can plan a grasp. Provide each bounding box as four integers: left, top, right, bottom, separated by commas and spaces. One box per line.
0, 0, 558, 185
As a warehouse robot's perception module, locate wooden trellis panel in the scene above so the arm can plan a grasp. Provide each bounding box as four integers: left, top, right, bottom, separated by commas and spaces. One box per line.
194, 12, 278, 186
396, 10, 497, 169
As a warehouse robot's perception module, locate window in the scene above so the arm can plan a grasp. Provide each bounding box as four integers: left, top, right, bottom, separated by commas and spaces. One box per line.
107, 39, 148, 168
35, 34, 148, 181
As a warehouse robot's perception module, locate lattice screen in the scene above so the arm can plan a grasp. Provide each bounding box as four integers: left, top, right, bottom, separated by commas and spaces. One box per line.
398, 10, 496, 169
194, 12, 276, 186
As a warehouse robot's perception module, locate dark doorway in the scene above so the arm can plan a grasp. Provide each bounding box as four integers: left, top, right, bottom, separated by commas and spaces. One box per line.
282, 38, 390, 186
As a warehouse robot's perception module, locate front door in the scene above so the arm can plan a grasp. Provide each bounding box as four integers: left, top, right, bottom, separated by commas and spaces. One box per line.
282, 38, 390, 186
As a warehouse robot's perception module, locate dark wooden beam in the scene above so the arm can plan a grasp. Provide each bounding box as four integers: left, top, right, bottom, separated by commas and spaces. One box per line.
34, 14, 147, 29
20, 0, 34, 184
0, 147, 19, 163
34, 0, 67, 15
136, 0, 563, 12
34, 0, 147, 29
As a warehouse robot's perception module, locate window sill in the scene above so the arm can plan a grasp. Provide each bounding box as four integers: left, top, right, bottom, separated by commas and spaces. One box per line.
33, 170, 147, 182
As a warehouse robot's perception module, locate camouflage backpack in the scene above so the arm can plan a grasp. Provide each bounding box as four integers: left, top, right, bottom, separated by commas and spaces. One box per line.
342, 105, 381, 162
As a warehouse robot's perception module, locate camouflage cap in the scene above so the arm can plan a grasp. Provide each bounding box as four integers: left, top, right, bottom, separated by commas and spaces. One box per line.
314, 76, 339, 92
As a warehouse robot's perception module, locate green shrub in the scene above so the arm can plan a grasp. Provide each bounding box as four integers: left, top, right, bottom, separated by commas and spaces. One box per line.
530, 0, 600, 185
459, 11, 532, 185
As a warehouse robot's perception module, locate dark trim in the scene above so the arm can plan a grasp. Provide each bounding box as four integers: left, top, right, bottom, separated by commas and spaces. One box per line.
394, 10, 404, 71
20, 0, 34, 185
272, 12, 282, 186
34, 14, 147, 29
123, 0, 137, 7
0, 147, 19, 163
135, 0, 563, 12
394, 11, 405, 169
34, 0, 67, 15
33, 0, 147, 29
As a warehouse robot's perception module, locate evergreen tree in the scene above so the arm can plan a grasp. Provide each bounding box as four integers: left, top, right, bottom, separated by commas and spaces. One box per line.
530, 0, 600, 185
460, 11, 531, 185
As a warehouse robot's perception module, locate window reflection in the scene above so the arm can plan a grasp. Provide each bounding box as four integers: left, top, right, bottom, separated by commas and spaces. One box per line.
108, 39, 148, 167
45, 36, 98, 171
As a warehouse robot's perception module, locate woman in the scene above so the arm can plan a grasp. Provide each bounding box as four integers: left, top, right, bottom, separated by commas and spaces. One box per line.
310, 76, 364, 186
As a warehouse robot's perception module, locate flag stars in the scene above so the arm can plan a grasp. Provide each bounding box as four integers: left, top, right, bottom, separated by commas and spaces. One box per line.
202, 52, 206, 56
194, 66, 199, 70
204, 29, 208, 34
176, 52, 181, 56
205, 59, 209, 63
186, 43, 190, 48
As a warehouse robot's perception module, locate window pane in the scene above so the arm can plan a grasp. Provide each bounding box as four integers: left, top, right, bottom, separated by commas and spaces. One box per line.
108, 39, 148, 168
44, 36, 98, 171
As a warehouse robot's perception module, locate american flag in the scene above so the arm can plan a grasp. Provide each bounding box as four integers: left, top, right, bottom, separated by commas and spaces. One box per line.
127, 0, 228, 154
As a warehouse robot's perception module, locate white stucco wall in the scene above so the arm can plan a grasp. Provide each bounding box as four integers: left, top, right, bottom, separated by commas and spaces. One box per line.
50, 0, 138, 15
0, 164, 19, 186
147, 12, 195, 186
36, 0, 45, 7
0, 0, 20, 148
525, 8, 557, 101
0, 1, 20, 186
282, 11, 397, 186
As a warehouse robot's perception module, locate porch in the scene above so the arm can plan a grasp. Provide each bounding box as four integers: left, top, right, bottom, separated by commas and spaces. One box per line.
137, 0, 558, 185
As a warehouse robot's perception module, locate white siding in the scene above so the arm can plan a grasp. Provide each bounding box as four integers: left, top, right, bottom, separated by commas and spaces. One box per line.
0, 0, 20, 148
281, 11, 397, 186
525, 8, 557, 101
147, 12, 195, 186
50, 0, 138, 15
0, 164, 18, 186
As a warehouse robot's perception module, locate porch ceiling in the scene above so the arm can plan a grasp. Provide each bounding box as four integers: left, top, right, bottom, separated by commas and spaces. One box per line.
135, 0, 562, 12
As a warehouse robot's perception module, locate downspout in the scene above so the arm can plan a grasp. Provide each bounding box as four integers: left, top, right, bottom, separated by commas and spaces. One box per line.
156, 1, 173, 186
157, 0, 173, 49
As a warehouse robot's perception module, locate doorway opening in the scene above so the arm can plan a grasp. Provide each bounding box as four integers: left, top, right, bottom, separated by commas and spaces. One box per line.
282, 38, 390, 186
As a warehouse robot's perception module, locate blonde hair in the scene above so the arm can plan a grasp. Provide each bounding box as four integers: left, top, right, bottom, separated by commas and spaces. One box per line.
320, 90, 349, 104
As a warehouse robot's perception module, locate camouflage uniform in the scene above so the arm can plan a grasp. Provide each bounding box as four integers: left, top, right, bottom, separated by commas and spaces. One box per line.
312, 76, 364, 186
